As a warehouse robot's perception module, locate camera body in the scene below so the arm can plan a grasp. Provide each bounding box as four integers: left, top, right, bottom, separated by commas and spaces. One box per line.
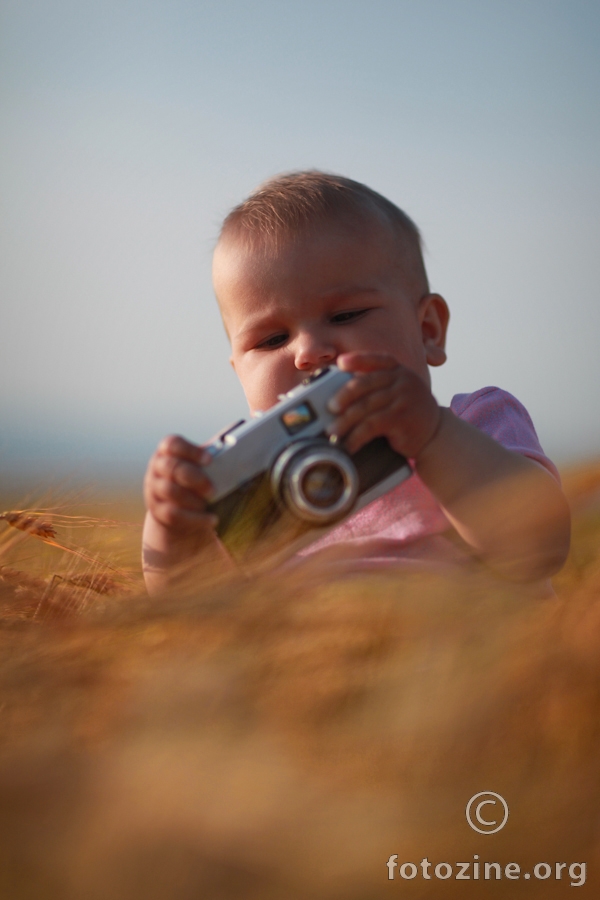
204, 366, 411, 563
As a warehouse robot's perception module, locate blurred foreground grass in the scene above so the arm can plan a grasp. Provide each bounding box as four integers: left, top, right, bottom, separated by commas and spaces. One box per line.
0, 461, 599, 898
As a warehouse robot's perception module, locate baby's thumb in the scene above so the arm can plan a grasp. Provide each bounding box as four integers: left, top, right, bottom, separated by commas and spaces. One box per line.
336, 351, 398, 372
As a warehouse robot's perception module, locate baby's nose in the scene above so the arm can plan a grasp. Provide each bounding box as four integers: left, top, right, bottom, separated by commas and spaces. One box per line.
293, 332, 337, 371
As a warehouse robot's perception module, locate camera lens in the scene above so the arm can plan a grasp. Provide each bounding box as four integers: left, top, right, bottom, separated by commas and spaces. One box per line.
300, 463, 346, 508
271, 440, 359, 524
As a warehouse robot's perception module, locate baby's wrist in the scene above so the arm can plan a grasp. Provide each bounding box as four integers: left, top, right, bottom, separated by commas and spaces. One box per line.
412, 403, 446, 463
143, 512, 216, 569
142, 521, 234, 594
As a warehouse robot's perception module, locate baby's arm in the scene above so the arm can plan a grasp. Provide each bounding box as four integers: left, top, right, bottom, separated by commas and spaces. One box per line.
413, 409, 570, 581
330, 353, 570, 583
142, 435, 234, 595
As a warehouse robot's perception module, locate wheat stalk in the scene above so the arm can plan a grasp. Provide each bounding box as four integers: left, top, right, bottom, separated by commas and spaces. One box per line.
0, 509, 129, 573
0, 511, 56, 539
65, 572, 123, 595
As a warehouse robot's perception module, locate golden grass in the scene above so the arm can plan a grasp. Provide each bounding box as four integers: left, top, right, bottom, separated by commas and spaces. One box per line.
0, 463, 599, 898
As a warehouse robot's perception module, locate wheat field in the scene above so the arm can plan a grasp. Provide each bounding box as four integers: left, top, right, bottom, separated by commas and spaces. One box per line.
0, 462, 599, 899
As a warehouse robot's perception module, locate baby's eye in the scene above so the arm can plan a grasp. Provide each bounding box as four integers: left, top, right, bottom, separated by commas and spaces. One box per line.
257, 332, 288, 350
330, 309, 369, 324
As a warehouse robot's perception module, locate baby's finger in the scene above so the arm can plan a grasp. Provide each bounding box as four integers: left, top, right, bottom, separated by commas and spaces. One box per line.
151, 500, 218, 534
151, 476, 210, 511
342, 410, 402, 456
153, 455, 215, 497
336, 351, 399, 373
156, 434, 212, 466
327, 386, 395, 439
328, 369, 397, 414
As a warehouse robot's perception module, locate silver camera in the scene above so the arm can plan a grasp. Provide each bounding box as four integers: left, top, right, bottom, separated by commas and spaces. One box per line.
204, 366, 411, 563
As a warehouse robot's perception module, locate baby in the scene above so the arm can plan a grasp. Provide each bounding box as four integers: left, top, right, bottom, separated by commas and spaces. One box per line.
142, 172, 570, 593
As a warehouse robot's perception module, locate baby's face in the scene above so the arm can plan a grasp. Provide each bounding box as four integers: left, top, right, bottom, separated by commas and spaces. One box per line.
213, 221, 447, 413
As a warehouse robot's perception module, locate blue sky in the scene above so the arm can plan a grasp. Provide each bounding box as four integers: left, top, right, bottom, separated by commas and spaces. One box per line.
2, 0, 599, 478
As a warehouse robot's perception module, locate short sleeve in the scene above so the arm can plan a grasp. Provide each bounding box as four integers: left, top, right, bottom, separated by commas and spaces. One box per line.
450, 387, 560, 483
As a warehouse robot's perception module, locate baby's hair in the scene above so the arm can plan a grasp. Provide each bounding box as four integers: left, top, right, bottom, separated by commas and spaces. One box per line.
218, 170, 429, 294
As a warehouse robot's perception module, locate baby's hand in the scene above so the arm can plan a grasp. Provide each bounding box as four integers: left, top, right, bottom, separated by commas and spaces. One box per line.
143, 435, 235, 593
143, 434, 217, 538
327, 352, 441, 459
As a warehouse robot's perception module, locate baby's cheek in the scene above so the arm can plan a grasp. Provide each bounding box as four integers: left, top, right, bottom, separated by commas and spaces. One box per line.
243, 361, 277, 412
240, 351, 297, 412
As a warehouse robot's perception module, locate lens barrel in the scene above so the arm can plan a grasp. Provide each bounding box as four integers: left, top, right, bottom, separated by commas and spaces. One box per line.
271, 440, 359, 523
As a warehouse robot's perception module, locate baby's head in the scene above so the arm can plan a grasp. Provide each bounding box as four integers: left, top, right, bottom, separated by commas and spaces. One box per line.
212, 171, 449, 413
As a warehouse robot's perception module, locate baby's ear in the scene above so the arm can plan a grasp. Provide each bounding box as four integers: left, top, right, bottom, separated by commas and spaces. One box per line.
419, 293, 449, 368
229, 355, 236, 372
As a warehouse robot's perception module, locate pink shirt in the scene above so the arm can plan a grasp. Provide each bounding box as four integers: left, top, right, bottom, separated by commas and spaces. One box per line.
294, 387, 559, 573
